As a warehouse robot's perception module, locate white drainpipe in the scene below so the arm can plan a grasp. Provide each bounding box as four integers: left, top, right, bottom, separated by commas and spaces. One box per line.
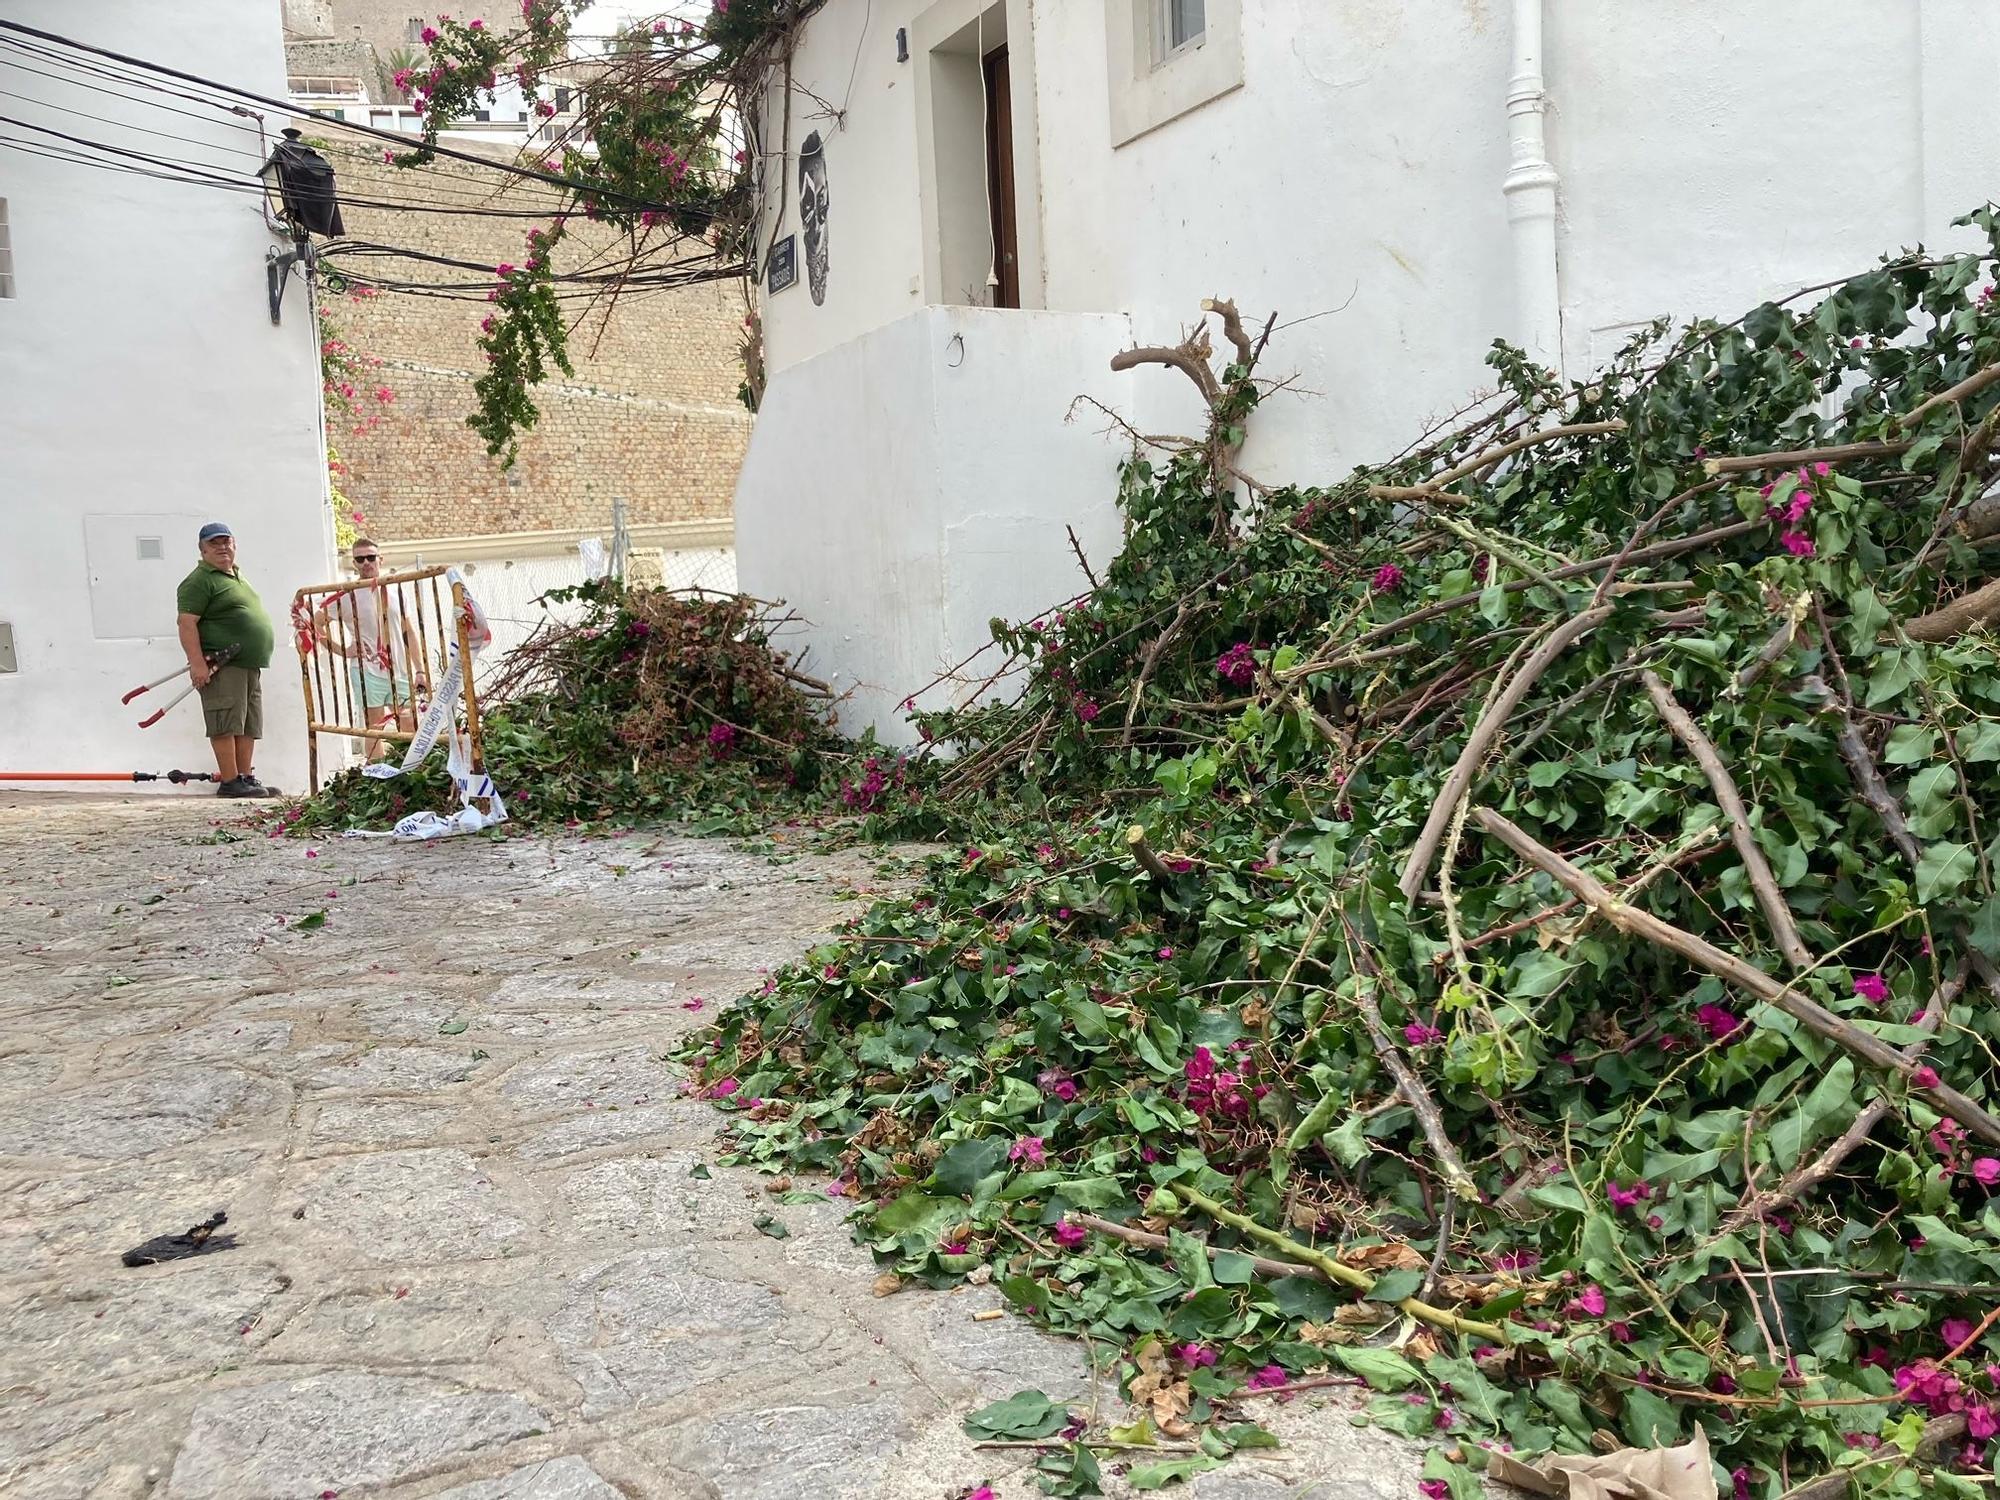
1503, 0, 1563, 377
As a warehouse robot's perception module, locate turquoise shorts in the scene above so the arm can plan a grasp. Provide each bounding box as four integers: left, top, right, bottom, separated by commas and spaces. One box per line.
349, 664, 414, 713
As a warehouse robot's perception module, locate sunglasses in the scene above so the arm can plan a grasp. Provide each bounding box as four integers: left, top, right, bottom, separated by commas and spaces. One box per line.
353, 554, 380, 564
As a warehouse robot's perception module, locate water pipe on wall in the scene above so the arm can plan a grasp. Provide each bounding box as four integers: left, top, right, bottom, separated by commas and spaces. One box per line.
1503, 0, 1563, 378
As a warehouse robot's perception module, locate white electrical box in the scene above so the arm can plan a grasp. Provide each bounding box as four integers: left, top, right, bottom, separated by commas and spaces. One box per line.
83, 513, 209, 640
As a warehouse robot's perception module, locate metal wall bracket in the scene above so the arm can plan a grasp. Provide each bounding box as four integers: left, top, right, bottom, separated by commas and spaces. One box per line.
266, 235, 315, 325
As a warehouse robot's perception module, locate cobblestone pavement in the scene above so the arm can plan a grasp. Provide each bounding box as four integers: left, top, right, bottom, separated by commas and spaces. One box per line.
0, 794, 1433, 1500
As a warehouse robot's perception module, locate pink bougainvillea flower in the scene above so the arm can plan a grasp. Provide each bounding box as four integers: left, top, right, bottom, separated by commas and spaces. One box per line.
1176, 1342, 1218, 1368
1371, 562, 1405, 593
1158, 946, 1175, 960
1419, 1483, 1450, 1500
1969, 1403, 1999, 1439
1403, 1022, 1443, 1046
1008, 1136, 1046, 1166
1606, 1180, 1653, 1209
939, 1236, 970, 1255
1696, 1002, 1742, 1041
1973, 1157, 2000, 1185
1568, 1284, 1607, 1318
1780, 529, 1815, 557
1731, 1467, 1752, 1500
1038, 1068, 1079, 1103
963, 1488, 997, 1500
1052, 1219, 1087, 1250
1247, 1364, 1288, 1391
706, 1077, 738, 1099
825, 1180, 849, 1198
1913, 1065, 1942, 1089
1853, 972, 1890, 1003
419, 24, 439, 41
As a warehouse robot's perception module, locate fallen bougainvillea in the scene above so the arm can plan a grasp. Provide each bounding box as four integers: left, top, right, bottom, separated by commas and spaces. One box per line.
688, 210, 2000, 1495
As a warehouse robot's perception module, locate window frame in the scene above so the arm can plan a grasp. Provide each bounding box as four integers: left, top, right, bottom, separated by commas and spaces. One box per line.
1152, 0, 1206, 68
1106, 0, 1241, 148
0, 197, 13, 300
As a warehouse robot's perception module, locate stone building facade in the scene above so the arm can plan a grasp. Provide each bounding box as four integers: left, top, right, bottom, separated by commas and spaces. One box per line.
286, 0, 751, 549
314, 145, 752, 545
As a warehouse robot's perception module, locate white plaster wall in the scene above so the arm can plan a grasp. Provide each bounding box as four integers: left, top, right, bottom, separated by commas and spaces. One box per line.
736, 305, 1133, 742
737, 0, 2000, 738
0, 0, 332, 792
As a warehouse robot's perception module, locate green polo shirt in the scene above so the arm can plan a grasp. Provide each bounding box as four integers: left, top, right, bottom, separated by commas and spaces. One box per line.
176, 562, 275, 670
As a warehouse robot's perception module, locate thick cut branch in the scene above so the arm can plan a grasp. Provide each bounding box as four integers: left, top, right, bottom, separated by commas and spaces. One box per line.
1718, 970, 1962, 1237
1473, 807, 2000, 1145
1905, 575, 2000, 641
1702, 439, 1913, 476
1897, 362, 2000, 429
1109, 344, 1221, 406
1125, 824, 1177, 884
1353, 985, 1482, 1203
1353, 519, 1756, 651
1642, 671, 1813, 971
1202, 296, 1255, 369
1429, 420, 1628, 489
1171, 1185, 1507, 1341
1119, 596, 1193, 748
1072, 1214, 1328, 1283
1398, 606, 1613, 901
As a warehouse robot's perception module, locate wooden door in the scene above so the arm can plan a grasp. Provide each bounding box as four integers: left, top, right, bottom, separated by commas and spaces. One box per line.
983, 43, 1020, 309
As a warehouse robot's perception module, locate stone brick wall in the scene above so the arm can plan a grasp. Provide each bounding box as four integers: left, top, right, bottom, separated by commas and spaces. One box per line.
320, 144, 752, 542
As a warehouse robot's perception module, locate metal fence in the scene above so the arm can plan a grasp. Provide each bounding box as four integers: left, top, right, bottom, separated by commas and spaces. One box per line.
290, 564, 487, 800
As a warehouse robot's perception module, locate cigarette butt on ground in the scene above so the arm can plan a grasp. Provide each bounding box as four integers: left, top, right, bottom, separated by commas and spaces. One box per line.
971, 1309, 1005, 1322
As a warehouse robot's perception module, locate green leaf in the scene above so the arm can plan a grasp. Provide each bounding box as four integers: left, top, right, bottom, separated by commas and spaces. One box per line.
1619, 1383, 1682, 1447
1332, 1345, 1422, 1391
437, 1019, 469, 1035
751, 1212, 789, 1240
1210, 1250, 1258, 1285
1269, 1275, 1342, 1320
1323, 1111, 1370, 1167
1128, 1456, 1222, 1489
292, 910, 328, 932
1364, 1268, 1424, 1303
1916, 840, 1975, 902
931, 1136, 1008, 1197
1883, 724, 1938, 765
963, 1388, 1068, 1440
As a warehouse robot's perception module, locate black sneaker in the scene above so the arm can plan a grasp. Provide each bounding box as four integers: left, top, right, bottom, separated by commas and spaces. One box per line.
240, 777, 282, 798
217, 777, 257, 798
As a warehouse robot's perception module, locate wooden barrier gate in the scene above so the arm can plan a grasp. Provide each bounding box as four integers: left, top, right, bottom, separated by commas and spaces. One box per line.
291, 564, 487, 797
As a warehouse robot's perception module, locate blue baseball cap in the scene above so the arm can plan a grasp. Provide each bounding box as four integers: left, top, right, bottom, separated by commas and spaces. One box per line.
198, 522, 234, 543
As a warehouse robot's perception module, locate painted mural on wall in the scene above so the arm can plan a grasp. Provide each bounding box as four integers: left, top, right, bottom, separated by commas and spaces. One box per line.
800, 129, 830, 306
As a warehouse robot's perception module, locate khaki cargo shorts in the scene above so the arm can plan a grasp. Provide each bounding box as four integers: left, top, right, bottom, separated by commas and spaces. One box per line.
198, 664, 264, 739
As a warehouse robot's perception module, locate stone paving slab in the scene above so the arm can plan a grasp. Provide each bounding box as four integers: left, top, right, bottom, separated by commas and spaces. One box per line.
0, 793, 1445, 1499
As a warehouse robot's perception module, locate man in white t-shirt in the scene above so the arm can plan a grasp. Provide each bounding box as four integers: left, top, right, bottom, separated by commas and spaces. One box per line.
316, 538, 429, 760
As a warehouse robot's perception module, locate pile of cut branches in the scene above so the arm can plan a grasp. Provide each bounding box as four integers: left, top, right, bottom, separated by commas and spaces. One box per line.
688, 210, 2000, 1495
292, 581, 846, 831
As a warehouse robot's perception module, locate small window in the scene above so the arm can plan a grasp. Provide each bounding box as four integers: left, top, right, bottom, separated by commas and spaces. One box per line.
0, 198, 12, 299
136, 537, 163, 561
554, 86, 573, 113
1155, 0, 1205, 63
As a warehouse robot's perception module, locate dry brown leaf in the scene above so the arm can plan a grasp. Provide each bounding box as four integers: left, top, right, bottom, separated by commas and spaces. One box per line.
1343, 1242, 1425, 1273
1297, 1321, 1349, 1347
1404, 1328, 1440, 1363
870, 1273, 903, 1298
763, 1177, 792, 1194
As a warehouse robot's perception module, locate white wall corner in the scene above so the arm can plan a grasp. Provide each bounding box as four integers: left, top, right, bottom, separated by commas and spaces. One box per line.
1104, 0, 1243, 149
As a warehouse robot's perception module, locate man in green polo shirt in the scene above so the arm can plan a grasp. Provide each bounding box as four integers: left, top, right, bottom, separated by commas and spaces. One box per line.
176, 522, 280, 798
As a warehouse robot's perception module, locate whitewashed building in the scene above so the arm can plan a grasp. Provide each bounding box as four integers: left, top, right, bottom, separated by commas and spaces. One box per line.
0, 1, 331, 789
735, 0, 2000, 740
